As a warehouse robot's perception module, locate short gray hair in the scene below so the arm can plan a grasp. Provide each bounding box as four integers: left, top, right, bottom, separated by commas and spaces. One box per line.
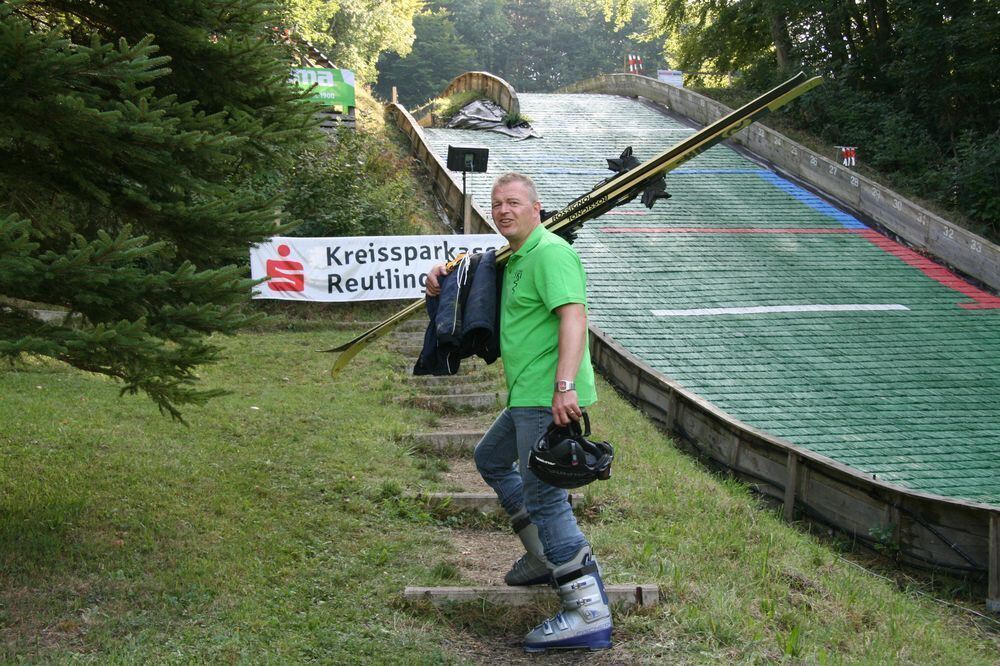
492, 172, 538, 203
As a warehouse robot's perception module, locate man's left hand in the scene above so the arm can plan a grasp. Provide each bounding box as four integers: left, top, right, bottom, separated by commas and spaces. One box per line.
552, 390, 583, 426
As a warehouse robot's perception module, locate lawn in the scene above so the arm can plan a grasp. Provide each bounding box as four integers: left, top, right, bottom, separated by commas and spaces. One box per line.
1, 321, 997, 663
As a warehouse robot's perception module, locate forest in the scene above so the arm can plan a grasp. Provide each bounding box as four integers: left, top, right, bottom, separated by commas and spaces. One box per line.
375, 0, 998, 240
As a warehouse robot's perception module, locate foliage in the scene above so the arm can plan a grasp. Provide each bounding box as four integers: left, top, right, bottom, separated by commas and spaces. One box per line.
375, 0, 656, 107
280, 0, 421, 84
373, 10, 478, 108
644, 0, 1000, 237
262, 86, 442, 239
280, 129, 427, 238
0, 0, 320, 418
432, 90, 488, 121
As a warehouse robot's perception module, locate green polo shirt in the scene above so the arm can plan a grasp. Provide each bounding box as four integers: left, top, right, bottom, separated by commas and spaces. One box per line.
501, 225, 597, 408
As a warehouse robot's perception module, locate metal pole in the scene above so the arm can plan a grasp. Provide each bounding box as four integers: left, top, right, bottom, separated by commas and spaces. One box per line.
989, 512, 999, 613
462, 169, 472, 234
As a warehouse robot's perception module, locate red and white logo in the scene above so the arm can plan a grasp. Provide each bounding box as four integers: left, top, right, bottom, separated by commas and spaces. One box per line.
627, 54, 644, 74
266, 244, 305, 292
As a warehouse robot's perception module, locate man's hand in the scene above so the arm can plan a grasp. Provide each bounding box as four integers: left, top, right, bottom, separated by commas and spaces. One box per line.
552, 389, 582, 426
425, 263, 448, 297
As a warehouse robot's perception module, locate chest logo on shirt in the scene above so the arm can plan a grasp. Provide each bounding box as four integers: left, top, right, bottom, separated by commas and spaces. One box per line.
510, 269, 523, 293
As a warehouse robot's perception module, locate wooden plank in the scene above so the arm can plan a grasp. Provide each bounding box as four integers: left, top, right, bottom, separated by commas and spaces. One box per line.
407, 392, 506, 413
410, 431, 483, 455
387, 103, 493, 234
442, 71, 520, 118
404, 584, 660, 608
410, 374, 488, 387
414, 382, 498, 397
783, 452, 799, 522
408, 492, 583, 515
989, 513, 1000, 613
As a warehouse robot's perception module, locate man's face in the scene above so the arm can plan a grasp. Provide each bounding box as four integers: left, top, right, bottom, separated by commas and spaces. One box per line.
491, 181, 541, 249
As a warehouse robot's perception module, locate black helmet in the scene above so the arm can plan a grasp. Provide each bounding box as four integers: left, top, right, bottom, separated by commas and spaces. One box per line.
529, 413, 614, 489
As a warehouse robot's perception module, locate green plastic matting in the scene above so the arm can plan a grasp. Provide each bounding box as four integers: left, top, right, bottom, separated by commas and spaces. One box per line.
423, 93, 1000, 506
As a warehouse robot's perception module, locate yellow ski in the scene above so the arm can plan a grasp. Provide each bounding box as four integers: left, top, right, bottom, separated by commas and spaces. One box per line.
324, 72, 822, 376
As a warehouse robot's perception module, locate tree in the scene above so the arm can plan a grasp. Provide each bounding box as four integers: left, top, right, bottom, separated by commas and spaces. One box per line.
280, 0, 421, 84
0, 0, 320, 419
378, 0, 654, 103
642, 0, 1000, 235
374, 10, 477, 107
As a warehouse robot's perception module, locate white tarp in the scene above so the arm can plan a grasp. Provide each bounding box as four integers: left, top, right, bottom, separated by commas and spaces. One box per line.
250, 235, 506, 302
446, 99, 541, 140
657, 69, 684, 87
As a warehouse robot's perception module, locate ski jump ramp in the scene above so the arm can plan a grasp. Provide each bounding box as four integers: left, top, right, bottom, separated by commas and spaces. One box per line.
389, 74, 1000, 604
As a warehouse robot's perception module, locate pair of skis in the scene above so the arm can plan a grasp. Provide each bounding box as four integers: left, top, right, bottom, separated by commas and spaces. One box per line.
323, 72, 822, 376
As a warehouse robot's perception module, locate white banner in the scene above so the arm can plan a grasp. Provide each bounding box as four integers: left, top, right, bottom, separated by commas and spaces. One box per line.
657, 69, 684, 87
250, 235, 506, 302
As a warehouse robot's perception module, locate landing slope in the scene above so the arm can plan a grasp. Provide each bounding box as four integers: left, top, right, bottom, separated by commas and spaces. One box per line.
423, 92, 1000, 506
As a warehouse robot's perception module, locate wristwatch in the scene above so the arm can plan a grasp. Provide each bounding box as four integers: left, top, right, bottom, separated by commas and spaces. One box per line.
555, 379, 576, 393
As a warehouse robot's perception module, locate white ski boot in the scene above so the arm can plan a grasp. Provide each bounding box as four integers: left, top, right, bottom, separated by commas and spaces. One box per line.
523, 546, 612, 652
504, 508, 552, 586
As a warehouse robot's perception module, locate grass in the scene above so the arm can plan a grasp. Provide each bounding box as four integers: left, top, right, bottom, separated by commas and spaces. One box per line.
501, 111, 532, 128
409, 91, 489, 127
1, 319, 998, 662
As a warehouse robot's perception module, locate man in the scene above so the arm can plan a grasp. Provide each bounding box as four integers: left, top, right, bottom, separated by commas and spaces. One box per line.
427, 173, 612, 652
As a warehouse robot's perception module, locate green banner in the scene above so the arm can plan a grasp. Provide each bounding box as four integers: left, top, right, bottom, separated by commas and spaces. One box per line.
291, 67, 356, 110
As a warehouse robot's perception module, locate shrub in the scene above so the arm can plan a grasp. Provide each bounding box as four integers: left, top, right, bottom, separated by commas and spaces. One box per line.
940, 130, 1000, 233
281, 128, 425, 238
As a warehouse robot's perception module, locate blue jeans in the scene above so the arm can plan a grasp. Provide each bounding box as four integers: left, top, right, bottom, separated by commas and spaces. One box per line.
474, 407, 589, 565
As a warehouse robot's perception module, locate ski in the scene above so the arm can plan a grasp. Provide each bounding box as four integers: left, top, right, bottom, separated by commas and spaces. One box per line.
324, 71, 822, 375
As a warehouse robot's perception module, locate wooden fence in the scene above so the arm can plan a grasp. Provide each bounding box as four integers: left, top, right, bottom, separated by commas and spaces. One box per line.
387, 103, 495, 234
443, 72, 520, 117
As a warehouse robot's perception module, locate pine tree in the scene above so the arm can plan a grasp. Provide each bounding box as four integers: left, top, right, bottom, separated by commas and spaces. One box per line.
0, 1, 321, 419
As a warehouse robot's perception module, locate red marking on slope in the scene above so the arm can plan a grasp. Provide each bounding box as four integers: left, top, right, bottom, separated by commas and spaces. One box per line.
599, 227, 855, 234
855, 230, 1000, 309
598, 226, 1000, 309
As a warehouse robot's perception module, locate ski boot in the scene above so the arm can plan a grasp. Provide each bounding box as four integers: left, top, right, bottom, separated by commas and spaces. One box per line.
523, 546, 612, 652
504, 508, 552, 586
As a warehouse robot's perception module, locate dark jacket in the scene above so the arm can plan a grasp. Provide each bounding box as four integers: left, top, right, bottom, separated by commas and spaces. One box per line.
414, 250, 501, 375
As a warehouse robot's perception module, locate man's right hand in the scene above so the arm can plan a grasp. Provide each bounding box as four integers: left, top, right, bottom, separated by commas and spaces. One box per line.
425, 263, 448, 297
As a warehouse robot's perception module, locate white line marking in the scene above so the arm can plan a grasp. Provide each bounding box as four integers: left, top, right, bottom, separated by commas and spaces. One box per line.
650, 304, 910, 317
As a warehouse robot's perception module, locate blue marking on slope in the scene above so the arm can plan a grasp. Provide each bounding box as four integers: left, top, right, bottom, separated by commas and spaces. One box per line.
756, 171, 866, 229
539, 167, 768, 176
673, 169, 767, 175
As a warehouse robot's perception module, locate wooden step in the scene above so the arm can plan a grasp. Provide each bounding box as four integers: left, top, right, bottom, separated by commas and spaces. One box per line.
410, 373, 488, 387
407, 492, 582, 515
411, 431, 484, 455
389, 332, 426, 345
402, 362, 487, 378
417, 382, 499, 396
390, 345, 423, 357
408, 392, 505, 413
398, 319, 429, 333
404, 584, 660, 609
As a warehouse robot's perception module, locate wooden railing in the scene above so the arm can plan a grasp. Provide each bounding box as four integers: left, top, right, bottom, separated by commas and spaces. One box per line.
386, 103, 496, 234
443, 72, 520, 117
